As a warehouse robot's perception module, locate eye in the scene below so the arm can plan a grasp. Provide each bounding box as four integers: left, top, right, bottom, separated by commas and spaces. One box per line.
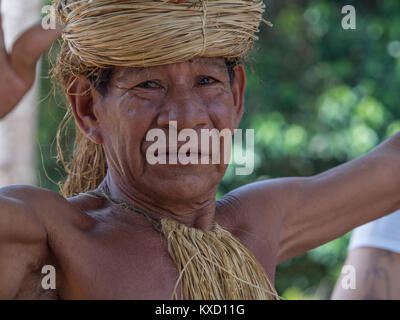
136, 81, 161, 89
199, 76, 217, 86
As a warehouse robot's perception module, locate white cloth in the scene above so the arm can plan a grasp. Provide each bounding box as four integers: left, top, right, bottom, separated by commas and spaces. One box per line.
348, 211, 400, 254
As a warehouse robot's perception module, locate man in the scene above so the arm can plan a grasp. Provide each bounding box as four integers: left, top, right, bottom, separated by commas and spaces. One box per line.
332, 212, 400, 299
1, 0, 400, 299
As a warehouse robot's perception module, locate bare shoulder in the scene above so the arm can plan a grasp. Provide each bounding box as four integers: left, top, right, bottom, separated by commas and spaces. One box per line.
0, 185, 61, 299
217, 178, 300, 230
0, 185, 94, 225
0, 185, 56, 242
0, 185, 94, 299
0, 184, 68, 207
216, 178, 302, 259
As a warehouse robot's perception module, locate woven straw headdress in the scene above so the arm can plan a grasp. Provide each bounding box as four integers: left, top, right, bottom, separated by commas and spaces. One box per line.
55, 0, 267, 69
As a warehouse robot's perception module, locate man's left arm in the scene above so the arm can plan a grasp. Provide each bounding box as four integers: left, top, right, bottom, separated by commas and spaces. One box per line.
279, 132, 400, 263
229, 132, 400, 264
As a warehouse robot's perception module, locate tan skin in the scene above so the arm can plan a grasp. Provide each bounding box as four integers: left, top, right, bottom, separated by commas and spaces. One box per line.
2, 11, 400, 299
332, 248, 400, 300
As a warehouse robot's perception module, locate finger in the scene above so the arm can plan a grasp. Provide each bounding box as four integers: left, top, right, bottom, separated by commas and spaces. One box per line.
9, 22, 60, 85
0, 0, 6, 57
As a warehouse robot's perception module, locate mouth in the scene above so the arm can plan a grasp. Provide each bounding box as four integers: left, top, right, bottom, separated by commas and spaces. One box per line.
153, 150, 211, 165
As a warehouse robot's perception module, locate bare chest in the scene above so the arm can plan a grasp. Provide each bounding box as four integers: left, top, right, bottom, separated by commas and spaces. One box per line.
51, 224, 182, 299
45, 216, 276, 300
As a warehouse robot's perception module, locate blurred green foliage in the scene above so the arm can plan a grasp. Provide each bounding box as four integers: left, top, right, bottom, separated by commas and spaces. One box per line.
35, 0, 400, 299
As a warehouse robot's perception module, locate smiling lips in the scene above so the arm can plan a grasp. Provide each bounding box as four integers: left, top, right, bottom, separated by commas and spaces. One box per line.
156, 150, 211, 164
153, 143, 211, 157
143, 121, 231, 165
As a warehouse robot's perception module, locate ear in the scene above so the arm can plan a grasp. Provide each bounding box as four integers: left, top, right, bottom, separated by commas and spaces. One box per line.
231, 64, 246, 130
67, 76, 104, 144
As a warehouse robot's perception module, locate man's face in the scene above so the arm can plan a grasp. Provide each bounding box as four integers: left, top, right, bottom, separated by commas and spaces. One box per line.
74, 57, 246, 204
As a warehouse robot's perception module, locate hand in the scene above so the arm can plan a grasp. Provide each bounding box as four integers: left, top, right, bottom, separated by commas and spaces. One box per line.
0, 0, 60, 119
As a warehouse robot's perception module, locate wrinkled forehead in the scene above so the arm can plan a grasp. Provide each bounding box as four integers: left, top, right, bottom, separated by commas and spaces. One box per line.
112, 57, 229, 81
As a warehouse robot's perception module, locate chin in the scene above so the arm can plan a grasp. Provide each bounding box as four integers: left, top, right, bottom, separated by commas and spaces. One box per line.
144, 170, 220, 202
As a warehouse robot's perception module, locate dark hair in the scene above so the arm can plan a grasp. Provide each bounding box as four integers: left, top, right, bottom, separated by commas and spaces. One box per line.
225, 58, 240, 85
86, 68, 114, 97
89, 57, 240, 96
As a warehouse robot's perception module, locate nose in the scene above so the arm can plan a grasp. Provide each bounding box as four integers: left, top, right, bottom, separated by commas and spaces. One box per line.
157, 85, 209, 131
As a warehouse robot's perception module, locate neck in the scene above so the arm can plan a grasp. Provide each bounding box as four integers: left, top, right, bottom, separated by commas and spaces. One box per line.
97, 172, 218, 230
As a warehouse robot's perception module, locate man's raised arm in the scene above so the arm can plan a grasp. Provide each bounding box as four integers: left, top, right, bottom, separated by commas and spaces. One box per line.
278, 133, 400, 262
228, 132, 400, 264
0, 0, 59, 120
0, 3, 60, 298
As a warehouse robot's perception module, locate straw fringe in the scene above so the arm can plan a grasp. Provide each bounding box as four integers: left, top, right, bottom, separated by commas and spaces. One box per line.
161, 218, 280, 300
80, 190, 281, 300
